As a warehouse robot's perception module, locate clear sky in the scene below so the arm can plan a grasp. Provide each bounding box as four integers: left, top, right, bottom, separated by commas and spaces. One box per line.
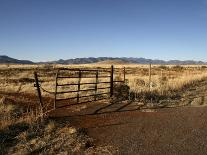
0, 0, 207, 62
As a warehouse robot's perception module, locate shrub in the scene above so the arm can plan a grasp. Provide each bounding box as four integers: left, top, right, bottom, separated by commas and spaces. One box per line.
158, 65, 168, 70
172, 65, 184, 71
113, 83, 130, 101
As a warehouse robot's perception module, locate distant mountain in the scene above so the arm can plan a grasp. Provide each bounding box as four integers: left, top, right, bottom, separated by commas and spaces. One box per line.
51, 57, 207, 65
0, 55, 206, 65
95, 59, 130, 65
0, 55, 34, 64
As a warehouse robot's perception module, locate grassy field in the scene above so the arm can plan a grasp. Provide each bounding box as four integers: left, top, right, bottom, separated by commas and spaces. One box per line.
1, 63, 207, 154
1, 63, 207, 100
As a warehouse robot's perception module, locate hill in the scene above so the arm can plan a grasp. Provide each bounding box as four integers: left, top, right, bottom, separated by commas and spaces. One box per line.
0, 55, 34, 64
52, 57, 207, 65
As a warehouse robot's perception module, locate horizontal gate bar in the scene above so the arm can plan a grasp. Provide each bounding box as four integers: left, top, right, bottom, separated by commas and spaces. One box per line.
58, 68, 111, 72
57, 88, 111, 94
57, 81, 111, 86
57, 76, 111, 79
57, 83, 94, 86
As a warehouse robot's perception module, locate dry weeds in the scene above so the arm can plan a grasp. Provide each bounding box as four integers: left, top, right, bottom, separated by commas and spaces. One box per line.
1, 64, 207, 154
1, 64, 207, 97
0, 95, 115, 155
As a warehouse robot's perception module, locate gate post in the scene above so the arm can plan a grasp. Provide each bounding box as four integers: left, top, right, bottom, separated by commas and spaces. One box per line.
110, 65, 114, 97
94, 70, 98, 101
77, 70, 81, 103
54, 70, 59, 109
34, 72, 43, 112
123, 67, 126, 83
149, 63, 152, 91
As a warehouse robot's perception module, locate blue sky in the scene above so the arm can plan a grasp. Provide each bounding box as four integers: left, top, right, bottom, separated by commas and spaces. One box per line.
0, 0, 207, 62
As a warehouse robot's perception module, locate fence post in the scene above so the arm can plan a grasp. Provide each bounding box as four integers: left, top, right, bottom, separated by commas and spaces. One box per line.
149, 63, 152, 91
160, 69, 163, 95
168, 69, 170, 78
94, 70, 98, 101
123, 67, 126, 83
110, 65, 114, 97
54, 70, 59, 109
34, 72, 43, 112
77, 70, 81, 103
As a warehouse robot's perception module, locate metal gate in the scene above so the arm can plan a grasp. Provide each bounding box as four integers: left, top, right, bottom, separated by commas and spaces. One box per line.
34, 65, 125, 110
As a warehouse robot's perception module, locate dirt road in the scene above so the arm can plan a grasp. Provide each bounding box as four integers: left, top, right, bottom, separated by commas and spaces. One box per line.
66, 107, 207, 154
50, 79, 207, 154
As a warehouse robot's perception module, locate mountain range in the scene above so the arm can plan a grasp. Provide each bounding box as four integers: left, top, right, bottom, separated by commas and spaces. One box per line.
0, 55, 206, 65
0, 55, 34, 64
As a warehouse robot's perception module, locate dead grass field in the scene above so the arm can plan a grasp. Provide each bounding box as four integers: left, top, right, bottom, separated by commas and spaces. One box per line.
1, 63, 207, 154
1, 63, 207, 101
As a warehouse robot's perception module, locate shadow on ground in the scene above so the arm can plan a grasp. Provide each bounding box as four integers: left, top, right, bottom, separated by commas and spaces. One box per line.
0, 122, 29, 155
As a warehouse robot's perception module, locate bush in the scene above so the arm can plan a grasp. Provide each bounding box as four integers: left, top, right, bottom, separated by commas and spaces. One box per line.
158, 65, 168, 70
113, 83, 130, 102
172, 65, 184, 71
201, 66, 207, 69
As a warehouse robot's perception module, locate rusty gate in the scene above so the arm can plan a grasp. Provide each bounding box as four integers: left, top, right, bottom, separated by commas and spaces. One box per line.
34, 65, 125, 110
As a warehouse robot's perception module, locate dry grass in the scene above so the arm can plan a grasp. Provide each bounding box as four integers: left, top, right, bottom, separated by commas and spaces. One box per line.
0, 95, 115, 155
1, 63, 207, 154
128, 67, 207, 93
1, 64, 207, 101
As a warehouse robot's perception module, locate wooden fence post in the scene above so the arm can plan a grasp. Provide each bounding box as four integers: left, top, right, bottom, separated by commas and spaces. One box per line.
77, 70, 81, 103
34, 72, 43, 112
123, 67, 126, 83
160, 69, 163, 95
110, 65, 114, 97
149, 63, 152, 91
168, 69, 170, 79
54, 70, 59, 109
94, 70, 98, 101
